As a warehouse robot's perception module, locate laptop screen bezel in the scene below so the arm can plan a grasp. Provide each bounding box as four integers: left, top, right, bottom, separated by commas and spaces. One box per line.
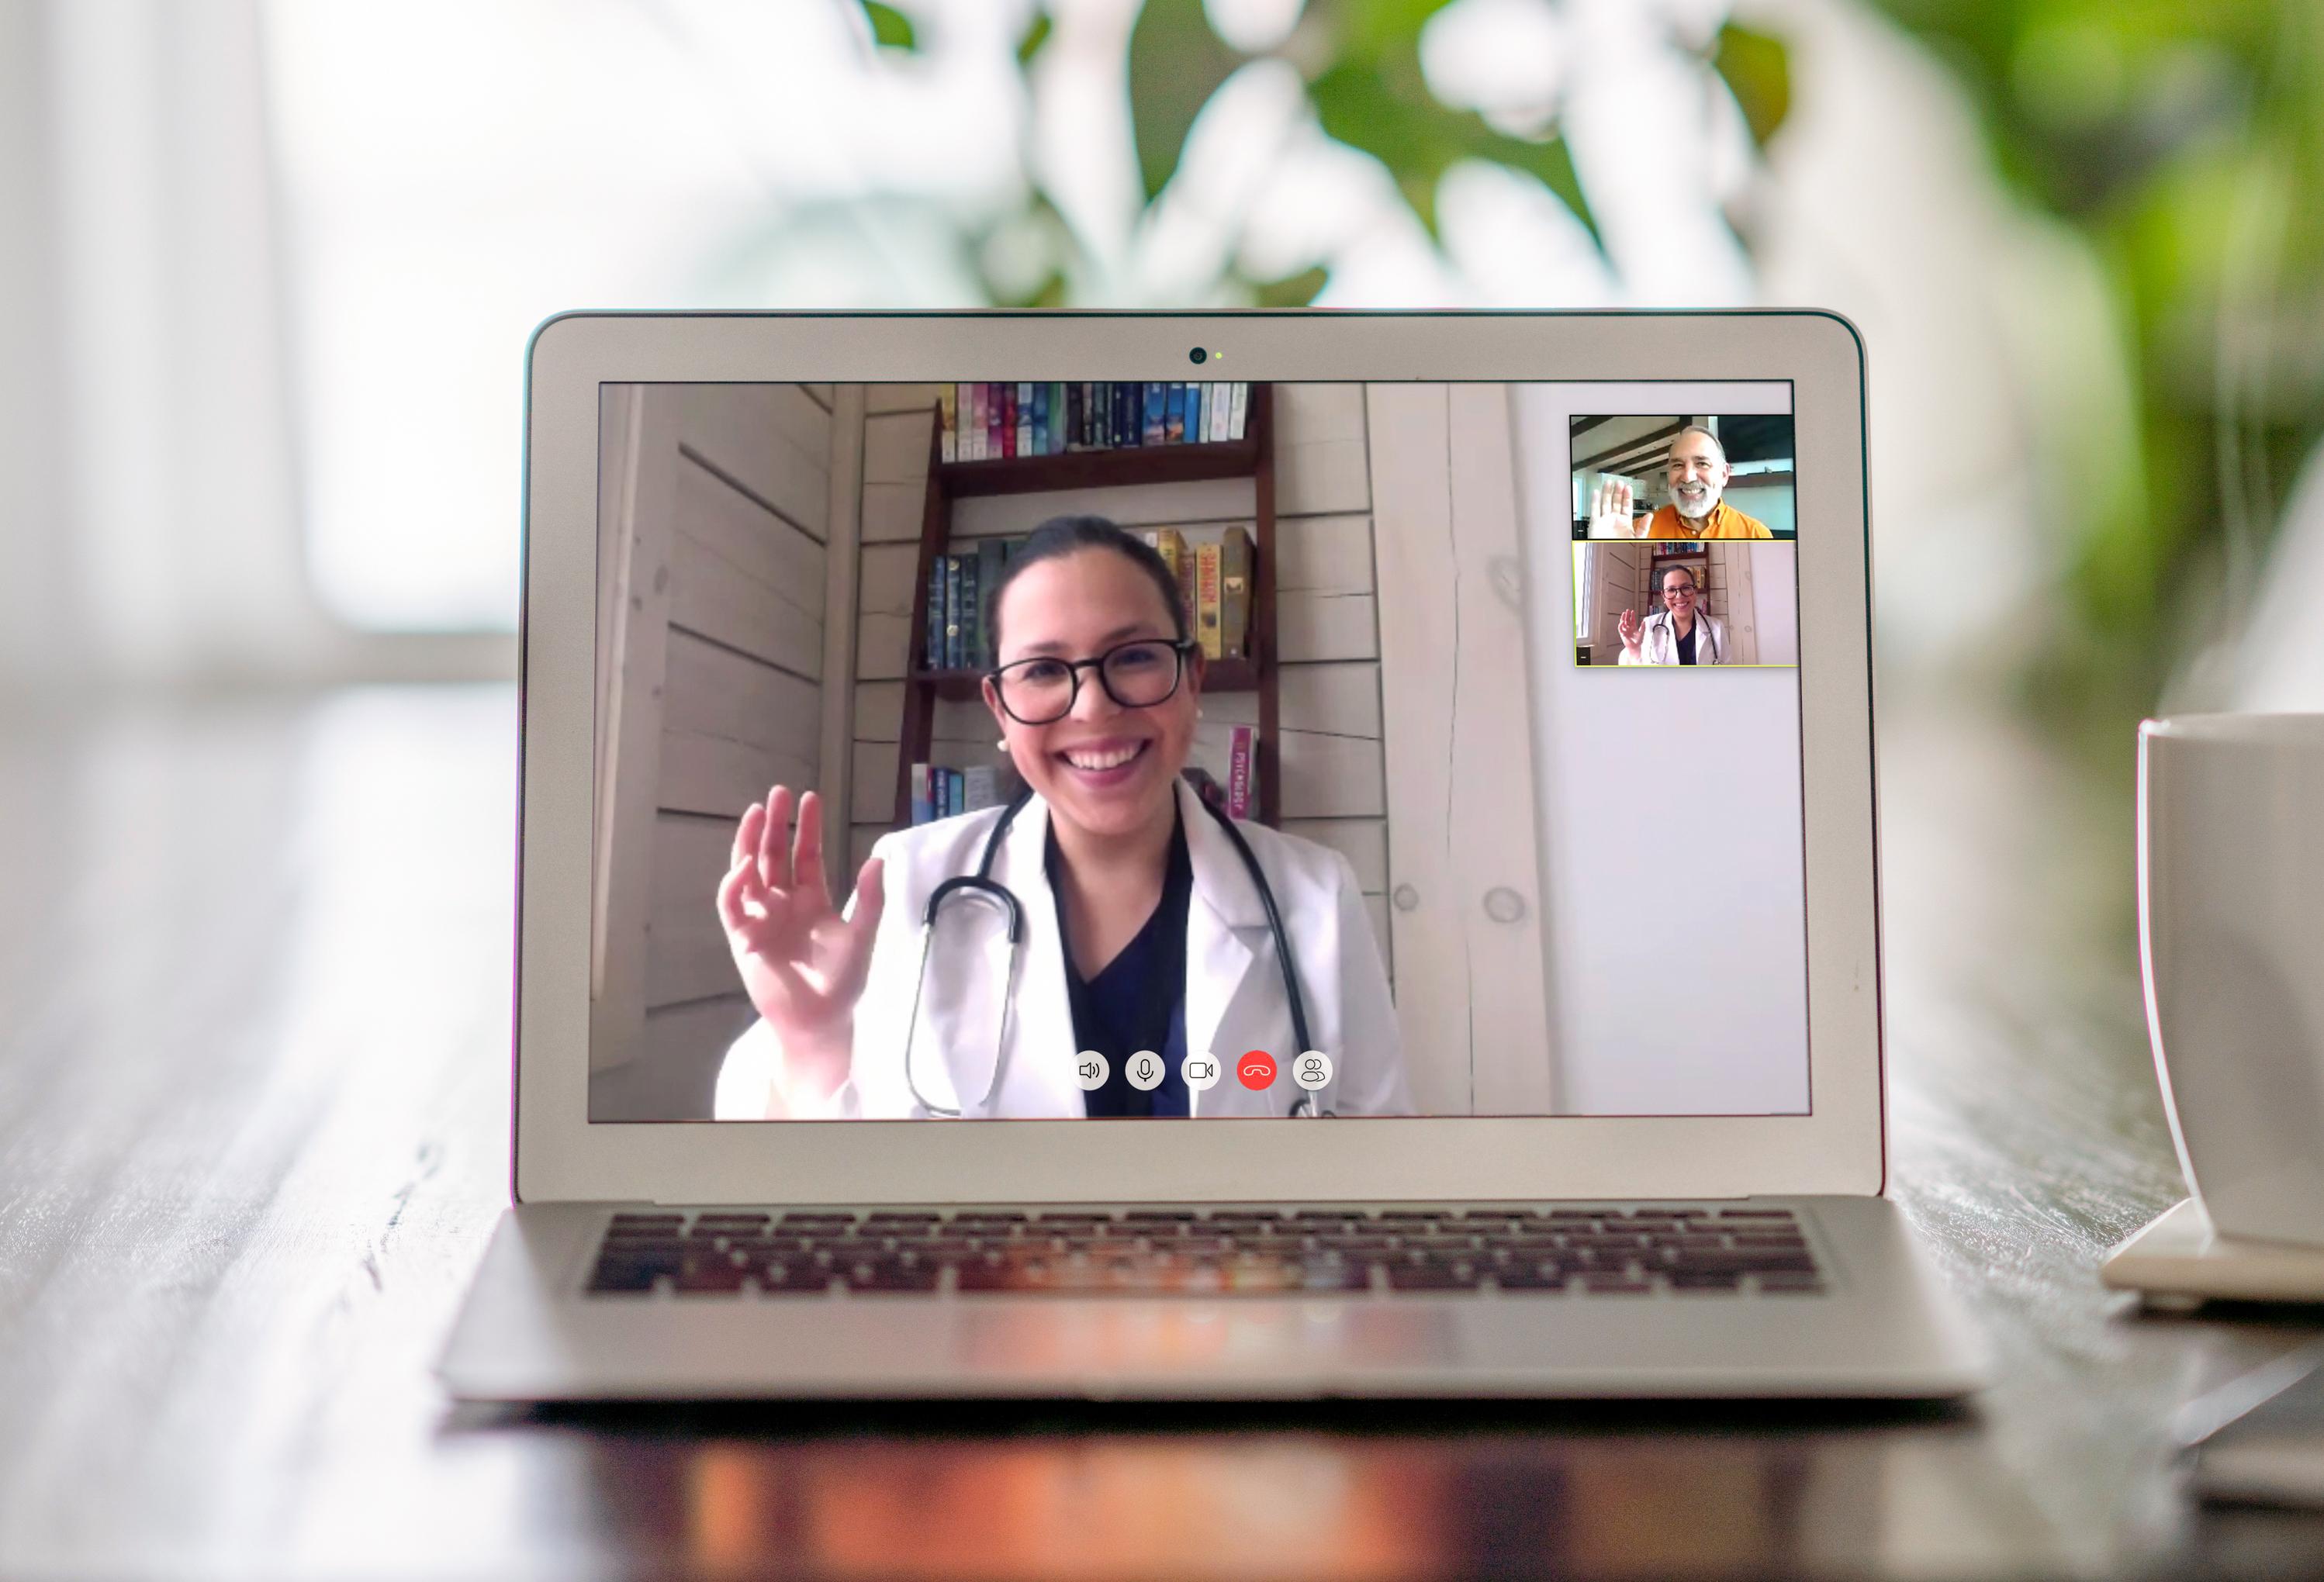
512, 310, 1883, 1204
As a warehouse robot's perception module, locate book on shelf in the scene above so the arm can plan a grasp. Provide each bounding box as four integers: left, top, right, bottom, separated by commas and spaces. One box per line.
1141, 529, 1191, 629
1219, 525, 1254, 661
961, 764, 1001, 813
945, 382, 1252, 459
924, 558, 946, 670
1195, 542, 1224, 660
975, 537, 1010, 668
910, 762, 934, 826
956, 552, 980, 671
1227, 725, 1255, 820
943, 556, 965, 669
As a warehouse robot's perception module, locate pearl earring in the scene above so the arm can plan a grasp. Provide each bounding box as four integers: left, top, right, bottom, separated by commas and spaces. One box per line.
995, 739, 1008, 751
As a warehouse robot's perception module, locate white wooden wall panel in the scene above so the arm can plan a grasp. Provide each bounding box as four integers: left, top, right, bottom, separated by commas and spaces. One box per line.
861, 482, 925, 544
1276, 513, 1375, 596
1278, 661, 1382, 738
1277, 728, 1387, 819
1278, 591, 1378, 663
664, 629, 822, 755
593, 383, 837, 1119
867, 382, 949, 415
1282, 817, 1389, 892
862, 409, 932, 489
670, 459, 827, 637
855, 681, 904, 742
676, 384, 830, 542
590, 389, 680, 1073
1369, 382, 1555, 1116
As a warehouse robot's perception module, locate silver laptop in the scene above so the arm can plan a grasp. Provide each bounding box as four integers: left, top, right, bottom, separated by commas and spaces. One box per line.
438, 309, 1984, 1400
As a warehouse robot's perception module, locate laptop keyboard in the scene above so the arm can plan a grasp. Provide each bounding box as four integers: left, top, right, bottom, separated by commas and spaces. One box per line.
584, 1206, 1823, 1298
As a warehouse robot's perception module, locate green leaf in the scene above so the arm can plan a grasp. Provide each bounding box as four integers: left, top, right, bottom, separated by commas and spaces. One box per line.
1309, 54, 1598, 244
1126, 0, 1247, 204
1714, 22, 1790, 148
1252, 264, 1330, 307
859, 1, 916, 52
1017, 10, 1052, 67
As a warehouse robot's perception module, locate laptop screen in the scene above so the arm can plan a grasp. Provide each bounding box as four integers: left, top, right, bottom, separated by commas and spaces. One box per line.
586, 379, 1807, 1123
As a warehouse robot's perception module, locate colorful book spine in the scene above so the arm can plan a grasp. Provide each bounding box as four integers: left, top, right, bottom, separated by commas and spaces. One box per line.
1031, 381, 1048, 456
1084, 382, 1102, 447
925, 558, 946, 670
943, 555, 964, 668
1219, 525, 1253, 661
1064, 382, 1083, 451
984, 382, 1001, 460
938, 385, 957, 463
1209, 381, 1230, 441
911, 762, 933, 826
1184, 382, 1203, 444
1228, 382, 1248, 440
1227, 726, 1254, 820
1015, 381, 1032, 458
947, 768, 964, 818
1144, 528, 1191, 630
957, 552, 980, 672
1195, 542, 1223, 659
976, 537, 1010, 668
1166, 382, 1186, 444
963, 765, 999, 813
1143, 383, 1167, 446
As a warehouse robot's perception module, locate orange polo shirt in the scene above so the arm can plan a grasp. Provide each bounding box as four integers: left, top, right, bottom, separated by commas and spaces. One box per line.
1632, 500, 1772, 541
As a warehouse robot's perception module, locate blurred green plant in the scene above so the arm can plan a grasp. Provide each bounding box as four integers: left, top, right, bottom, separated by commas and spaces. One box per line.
856, 0, 1787, 309
1865, 0, 2324, 732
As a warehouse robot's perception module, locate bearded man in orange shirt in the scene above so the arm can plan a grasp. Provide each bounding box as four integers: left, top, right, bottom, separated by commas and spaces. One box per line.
1589, 424, 1772, 541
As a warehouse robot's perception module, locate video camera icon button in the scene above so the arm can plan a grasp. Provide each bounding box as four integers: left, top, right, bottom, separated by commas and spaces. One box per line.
1181, 1052, 1222, 1092
1236, 1050, 1278, 1090
1073, 1050, 1110, 1092
1124, 1049, 1166, 1092
1292, 1050, 1334, 1091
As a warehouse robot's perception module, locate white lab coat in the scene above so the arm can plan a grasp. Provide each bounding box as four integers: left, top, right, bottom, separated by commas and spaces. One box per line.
714, 778, 1413, 1120
1617, 608, 1727, 666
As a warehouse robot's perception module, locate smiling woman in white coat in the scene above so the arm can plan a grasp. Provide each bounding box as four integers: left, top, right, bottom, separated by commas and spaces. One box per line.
711, 516, 1413, 1121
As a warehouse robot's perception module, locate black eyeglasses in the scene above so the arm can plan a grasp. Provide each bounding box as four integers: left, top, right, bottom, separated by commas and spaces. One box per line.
987, 638, 1198, 726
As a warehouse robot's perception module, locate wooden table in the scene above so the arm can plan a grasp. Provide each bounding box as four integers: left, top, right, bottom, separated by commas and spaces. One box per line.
2, 685, 2319, 1578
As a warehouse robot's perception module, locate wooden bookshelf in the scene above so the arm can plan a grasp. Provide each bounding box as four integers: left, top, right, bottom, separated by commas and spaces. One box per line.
894, 382, 1279, 827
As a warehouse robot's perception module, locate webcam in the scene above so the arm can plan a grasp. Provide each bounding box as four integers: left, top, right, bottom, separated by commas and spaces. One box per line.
1188, 347, 1208, 365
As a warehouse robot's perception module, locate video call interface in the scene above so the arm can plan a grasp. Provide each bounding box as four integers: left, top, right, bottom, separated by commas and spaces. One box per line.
587, 379, 1810, 1124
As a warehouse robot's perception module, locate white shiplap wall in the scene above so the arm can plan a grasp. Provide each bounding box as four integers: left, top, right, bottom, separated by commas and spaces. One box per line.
590, 383, 835, 1121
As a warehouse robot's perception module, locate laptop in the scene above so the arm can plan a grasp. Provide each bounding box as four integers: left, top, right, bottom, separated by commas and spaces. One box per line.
437, 309, 1985, 1400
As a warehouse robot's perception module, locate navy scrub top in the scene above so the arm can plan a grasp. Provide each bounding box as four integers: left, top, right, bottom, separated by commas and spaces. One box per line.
1046, 811, 1193, 1117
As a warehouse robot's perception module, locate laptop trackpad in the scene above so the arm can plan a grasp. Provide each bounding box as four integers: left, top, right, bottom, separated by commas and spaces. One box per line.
954, 1302, 1461, 1390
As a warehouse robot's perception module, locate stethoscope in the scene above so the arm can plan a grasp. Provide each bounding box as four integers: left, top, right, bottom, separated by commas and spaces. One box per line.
899, 787, 1324, 1120
1648, 603, 1723, 664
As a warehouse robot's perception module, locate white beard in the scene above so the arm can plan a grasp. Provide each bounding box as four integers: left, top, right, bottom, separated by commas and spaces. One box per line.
1673, 485, 1718, 520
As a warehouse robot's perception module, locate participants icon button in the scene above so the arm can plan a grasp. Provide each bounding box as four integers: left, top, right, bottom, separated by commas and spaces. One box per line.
1073, 1050, 1110, 1092
1292, 1050, 1334, 1091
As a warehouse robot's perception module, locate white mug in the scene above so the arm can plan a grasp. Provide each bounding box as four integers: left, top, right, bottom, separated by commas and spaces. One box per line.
2139, 713, 2324, 1246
